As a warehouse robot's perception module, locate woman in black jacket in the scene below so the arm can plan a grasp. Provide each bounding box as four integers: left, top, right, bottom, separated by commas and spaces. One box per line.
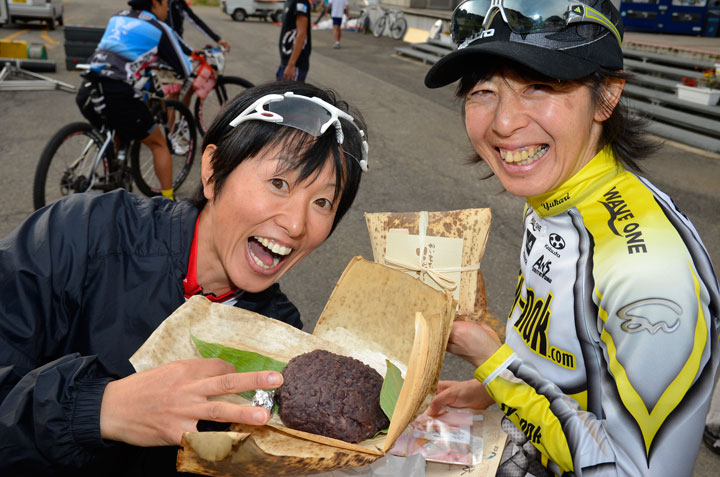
0, 80, 368, 475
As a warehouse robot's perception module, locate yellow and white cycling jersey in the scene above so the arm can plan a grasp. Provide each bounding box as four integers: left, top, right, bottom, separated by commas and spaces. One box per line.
477, 147, 720, 476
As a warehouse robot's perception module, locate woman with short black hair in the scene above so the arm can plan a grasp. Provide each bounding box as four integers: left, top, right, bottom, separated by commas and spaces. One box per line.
0, 80, 368, 474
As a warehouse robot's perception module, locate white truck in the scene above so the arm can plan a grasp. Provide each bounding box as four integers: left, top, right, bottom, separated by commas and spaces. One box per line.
221, 0, 284, 22
5, 0, 64, 30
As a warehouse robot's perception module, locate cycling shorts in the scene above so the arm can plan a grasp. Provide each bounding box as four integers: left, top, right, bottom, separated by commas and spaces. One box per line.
332, 17, 342, 26
76, 78, 157, 141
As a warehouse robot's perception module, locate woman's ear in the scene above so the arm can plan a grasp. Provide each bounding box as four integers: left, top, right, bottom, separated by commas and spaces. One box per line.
595, 76, 626, 122
201, 145, 217, 201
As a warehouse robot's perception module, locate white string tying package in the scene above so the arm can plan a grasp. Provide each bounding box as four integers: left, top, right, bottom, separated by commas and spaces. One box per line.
383, 211, 480, 293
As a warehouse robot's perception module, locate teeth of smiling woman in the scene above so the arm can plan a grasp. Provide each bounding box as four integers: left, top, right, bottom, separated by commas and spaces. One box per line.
500, 145, 548, 165
254, 236, 293, 256
251, 253, 279, 270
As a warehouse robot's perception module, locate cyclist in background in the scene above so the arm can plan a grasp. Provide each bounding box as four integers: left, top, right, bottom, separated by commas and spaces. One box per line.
76, 0, 192, 200
167, 0, 231, 54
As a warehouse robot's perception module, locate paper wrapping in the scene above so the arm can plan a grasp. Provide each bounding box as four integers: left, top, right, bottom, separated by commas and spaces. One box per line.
130, 257, 455, 476
364, 209, 502, 337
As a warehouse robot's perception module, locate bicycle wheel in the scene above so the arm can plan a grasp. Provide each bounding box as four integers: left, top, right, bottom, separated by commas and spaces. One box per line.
33, 122, 113, 210
131, 99, 197, 197
194, 75, 254, 136
390, 16, 408, 40
372, 16, 386, 38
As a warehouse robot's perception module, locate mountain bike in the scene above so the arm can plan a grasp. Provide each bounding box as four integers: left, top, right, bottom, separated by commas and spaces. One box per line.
184, 47, 255, 136
33, 64, 197, 210
372, 7, 407, 40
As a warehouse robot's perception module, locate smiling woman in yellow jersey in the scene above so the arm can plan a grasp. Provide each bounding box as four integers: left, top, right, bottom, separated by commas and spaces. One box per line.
423, 1, 720, 476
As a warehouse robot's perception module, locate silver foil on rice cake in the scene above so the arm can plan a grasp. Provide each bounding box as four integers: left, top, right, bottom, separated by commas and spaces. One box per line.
252, 389, 275, 413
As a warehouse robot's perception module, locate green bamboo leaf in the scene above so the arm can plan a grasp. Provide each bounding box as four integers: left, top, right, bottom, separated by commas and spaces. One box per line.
191, 334, 287, 400
380, 359, 404, 421
192, 334, 287, 372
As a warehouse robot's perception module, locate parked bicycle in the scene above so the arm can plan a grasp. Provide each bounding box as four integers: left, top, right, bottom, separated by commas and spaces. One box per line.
33, 63, 197, 210
372, 6, 407, 40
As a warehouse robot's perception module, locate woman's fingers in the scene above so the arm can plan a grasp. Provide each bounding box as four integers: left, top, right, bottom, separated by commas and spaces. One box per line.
199, 369, 284, 397
99, 359, 285, 447
427, 379, 495, 416
435, 380, 456, 394
198, 400, 271, 426
446, 321, 502, 367
427, 385, 459, 416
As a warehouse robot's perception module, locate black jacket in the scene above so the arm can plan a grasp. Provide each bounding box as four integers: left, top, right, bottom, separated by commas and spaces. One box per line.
0, 190, 301, 475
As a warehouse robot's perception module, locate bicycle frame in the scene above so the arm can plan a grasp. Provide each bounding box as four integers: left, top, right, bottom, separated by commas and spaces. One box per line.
85, 128, 114, 191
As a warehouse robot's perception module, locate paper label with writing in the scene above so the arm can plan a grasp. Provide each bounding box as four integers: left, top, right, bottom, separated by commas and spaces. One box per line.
386, 231, 464, 300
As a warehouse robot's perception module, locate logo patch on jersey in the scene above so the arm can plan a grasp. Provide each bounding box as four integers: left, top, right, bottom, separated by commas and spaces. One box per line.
509, 276, 576, 369
532, 255, 552, 283
618, 298, 681, 334
530, 216, 542, 232
599, 186, 647, 254
525, 230, 536, 256
296, 2, 309, 13
548, 233, 565, 250
540, 192, 570, 212
106, 17, 143, 43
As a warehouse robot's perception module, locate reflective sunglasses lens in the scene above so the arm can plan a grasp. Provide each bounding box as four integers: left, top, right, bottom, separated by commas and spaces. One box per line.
267, 97, 333, 138
503, 0, 570, 34
451, 0, 491, 45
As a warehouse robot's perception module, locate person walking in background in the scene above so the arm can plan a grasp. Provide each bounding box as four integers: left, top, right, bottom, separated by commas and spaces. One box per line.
329, 0, 348, 49
278, 0, 312, 81
167, 0, 231, 53
423, 0, 719, 475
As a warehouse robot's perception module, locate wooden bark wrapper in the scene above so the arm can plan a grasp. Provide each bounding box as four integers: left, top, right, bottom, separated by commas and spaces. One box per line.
365, 209, 492, 322
130, 257, 455, 476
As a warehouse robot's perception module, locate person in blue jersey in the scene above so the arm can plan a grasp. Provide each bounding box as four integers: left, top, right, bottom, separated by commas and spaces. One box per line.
75, 0, 192, 201
0, 81, 369, 475
422, 1, 720, 476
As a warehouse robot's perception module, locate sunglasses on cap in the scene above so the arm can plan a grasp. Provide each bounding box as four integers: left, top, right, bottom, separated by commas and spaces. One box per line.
451, 0, 622, 49
229, 92, 369, 172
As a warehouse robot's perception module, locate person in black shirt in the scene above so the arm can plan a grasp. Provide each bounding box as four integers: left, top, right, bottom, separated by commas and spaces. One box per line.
277, 0, 312, 81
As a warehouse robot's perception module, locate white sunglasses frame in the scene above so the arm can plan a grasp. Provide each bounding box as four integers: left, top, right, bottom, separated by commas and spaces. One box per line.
228, 91, 369, 172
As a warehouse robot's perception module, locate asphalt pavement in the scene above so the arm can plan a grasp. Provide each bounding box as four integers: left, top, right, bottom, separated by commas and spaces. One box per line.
1, 1, 719, 474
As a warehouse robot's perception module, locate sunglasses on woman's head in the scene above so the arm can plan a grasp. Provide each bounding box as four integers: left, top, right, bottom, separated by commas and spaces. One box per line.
451, 0, 622, 49
229, 92, 369, 172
